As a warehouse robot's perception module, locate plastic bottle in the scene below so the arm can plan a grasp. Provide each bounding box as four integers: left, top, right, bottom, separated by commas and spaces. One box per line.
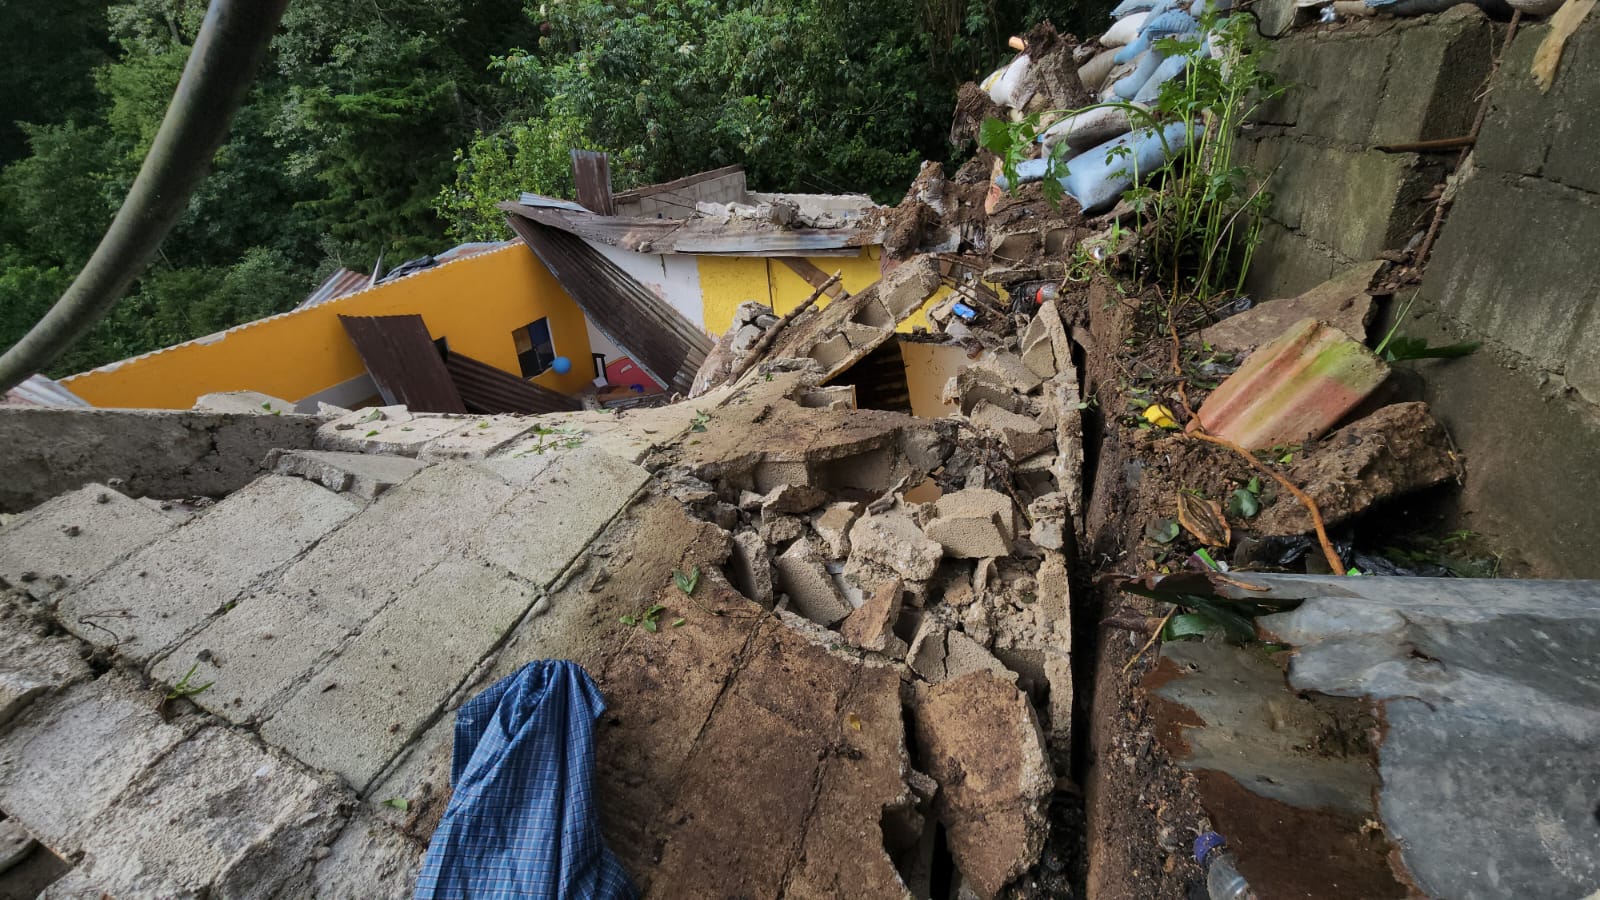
1193, 833, 1256, 900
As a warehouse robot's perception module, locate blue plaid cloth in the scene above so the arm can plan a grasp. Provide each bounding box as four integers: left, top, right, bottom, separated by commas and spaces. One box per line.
414, 661, 637, 900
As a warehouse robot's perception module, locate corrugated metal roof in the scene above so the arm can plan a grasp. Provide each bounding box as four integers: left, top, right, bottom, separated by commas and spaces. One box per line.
499, 200, 876, 256
338, 314, 468, 414
298, 268, 370, 310
505, 217, 709, 396
3, 374, 90, 407
443, 349, 581, 415
570, 150, 615, 215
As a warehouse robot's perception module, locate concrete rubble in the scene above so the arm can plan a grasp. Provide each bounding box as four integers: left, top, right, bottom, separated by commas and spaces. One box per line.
0, 338, 1083, 897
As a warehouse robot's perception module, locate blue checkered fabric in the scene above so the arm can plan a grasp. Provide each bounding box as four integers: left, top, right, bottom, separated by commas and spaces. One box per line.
414, 661, 637, 900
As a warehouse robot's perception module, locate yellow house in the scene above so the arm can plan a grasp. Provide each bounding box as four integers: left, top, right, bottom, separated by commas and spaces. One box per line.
61, 168, 946, 412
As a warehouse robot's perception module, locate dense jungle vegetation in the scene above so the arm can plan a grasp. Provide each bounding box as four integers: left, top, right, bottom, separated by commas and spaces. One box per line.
0, 0, 1103, 376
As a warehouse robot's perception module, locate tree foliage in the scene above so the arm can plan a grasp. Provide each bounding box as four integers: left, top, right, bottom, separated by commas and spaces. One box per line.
1, 0, 1095, 378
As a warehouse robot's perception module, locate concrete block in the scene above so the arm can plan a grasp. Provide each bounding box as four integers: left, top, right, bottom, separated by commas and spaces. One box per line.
472, 452, 557, 487
316, 409, 462, 456
473, 448, 650, 588
849, 511, 944, 581
418, 417, 537, 462
1475, 16, 1600, 193
277, 463, 514, 624
925, 489, 1014, 558
773, 538, 852, 626
760, 483, 828, 515
263, 556, 540, 790
1372, 9, 1493, 147
271, 449, 425, 500
1204, 260, 1381, 351
0, 672, 188, 854
57, 476, 359, 662
969, 401, 1054, 461
152, 589, 355, 724
0, 407, 322, 514
943, 367, 1025, 415
811, 502, 862, 559
907, 619, 1013, 683
1019, 313, 1057, 379
879, 255, 942, 319
70, 727, 344, 900
729, 530, 775, 607
0, 612, 92, 727
0, 484, 175, 600
1270, 141, 1433, 262
1422, 171, 1600, 404
753, 459, 812, 493
973, 351, 1044, 394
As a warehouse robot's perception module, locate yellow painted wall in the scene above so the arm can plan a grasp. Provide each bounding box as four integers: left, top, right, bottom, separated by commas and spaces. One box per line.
64, 244, 595, 409
697, 247, 949, 337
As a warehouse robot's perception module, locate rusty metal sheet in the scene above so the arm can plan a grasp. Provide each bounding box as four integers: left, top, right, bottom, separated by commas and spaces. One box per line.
499, 201, 874, 255
338, 314, 466, 413
504, 218, 709, 395
570, 150, 615, 215
610, 164, 745, 203
442, 349, 581, 414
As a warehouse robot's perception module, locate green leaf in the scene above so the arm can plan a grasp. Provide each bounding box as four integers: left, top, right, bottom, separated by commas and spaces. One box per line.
1383, 336, 1480, 362
674, 566, 701, 596
1246, 476, 1261, 494
1227, 488, 1260, 519
672, 617, 686, 627
643, 618, 658, 633
978, 117, 1013, 156
645, 604, 665, 616
1145, 518, 1180, 544
619, 615, 637, 626
382, 797, 409, 811
1162, 613, 1216, 641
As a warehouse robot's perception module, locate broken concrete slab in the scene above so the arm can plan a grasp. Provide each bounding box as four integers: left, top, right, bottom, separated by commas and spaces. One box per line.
1251, 401, 1462, 535
0, 608, 93, 727
151, 588, 355, 724
276, 462, 513, 624
728, 530, 775, 607
261, 555, 542, 790
970, 401, 1055, 461
811, 501, 862, 559
56, 476, 360, 662
758, 512, 806, 544
774, 537, 852, 626
0, 672, 192, 854
473, 448, 652, 588
417, 416, 537, 462
66, 726, 345, 899
849, 510, 945, 581
316, 408, 462, 456
194, 390, 296, 415
973, 350, 1045, 395
270, 449, 425, 500
1190, 318, 1391, 451
294, 814, 425, 898
760, 482, 829, 515
913, 670, 1053, 899
1028, 492, 1068, 551
0, 484, 176, 600
1019, 311, 1059, 379
879, 255, 943, 318
925, 488, 1014, 558
841, 580, 904, 653
908, 619, 1014, 683
1200, 261, 1383, 354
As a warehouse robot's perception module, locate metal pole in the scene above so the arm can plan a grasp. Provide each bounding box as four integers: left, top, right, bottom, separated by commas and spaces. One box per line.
0, 0, 290, 393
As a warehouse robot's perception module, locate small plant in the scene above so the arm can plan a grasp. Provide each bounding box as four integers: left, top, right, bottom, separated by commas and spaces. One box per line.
689, 410, 711, 433
620, 603, 667, 632
1227, 476, 1262, 518
382, 797, 410, 811
1373, 293, 1481, 362
674, 566, 701, 595
166, 662, 214, 700
513, 423, 584, 456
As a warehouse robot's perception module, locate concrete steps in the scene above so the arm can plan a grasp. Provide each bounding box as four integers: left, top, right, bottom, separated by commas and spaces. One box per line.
0, 421, 658, 895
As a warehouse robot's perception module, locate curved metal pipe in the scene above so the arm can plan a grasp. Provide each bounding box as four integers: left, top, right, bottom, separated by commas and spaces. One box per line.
0, 0, 290, 394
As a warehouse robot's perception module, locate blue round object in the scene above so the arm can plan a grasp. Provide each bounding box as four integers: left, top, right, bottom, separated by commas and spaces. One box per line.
551, 356, 572, 375
1193, 832, 1227, 866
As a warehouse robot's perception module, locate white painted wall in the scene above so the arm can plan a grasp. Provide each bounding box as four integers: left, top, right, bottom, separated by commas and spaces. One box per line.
586, 240, 707, 330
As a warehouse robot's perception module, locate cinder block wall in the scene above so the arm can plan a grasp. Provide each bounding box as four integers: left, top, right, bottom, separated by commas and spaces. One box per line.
1237, 9, 1600, 577
1240, 8, 1494, 299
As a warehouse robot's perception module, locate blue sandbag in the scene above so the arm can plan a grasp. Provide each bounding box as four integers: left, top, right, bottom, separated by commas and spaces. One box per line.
1110, 0, 1160, 18
1132, 37, 1206, 104
1113, 8, 1198, 63
415, 661, 637, 900
1063, 122, 1196, 214
1113, 49, 1165, 99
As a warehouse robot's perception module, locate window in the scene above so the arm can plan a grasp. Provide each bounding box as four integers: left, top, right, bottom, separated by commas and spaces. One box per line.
512, 318, 556, 377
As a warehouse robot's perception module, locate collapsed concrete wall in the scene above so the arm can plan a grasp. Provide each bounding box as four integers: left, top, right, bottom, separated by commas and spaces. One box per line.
0, 408, 320, 513
1239, 9, 1600, 576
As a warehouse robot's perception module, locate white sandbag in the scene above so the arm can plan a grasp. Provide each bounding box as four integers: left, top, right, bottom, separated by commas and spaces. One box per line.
1077, 48, 1122, 93
989, 54, 1033, 107
1101, 12, 1149, 46
1040, 106, 1133, 153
